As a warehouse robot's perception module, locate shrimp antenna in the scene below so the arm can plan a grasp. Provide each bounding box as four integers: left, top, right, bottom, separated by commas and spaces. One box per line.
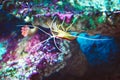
76, 35, 113, 41
48, 16, 66, 52
49, 16, 57, 31
65, 22, 73, 32
16, 24, 52, 36
66, 15, 79, 31
32, 25, 52, 36
53, 37, 63, 53
58, 17, 66, 31
29, 37, 51, 54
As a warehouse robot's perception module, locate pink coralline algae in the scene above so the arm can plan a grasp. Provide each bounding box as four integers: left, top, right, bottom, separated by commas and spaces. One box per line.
56, 12, 73, 23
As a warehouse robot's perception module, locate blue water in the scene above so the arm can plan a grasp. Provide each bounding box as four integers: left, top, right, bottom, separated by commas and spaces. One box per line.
76, 33, 120, 65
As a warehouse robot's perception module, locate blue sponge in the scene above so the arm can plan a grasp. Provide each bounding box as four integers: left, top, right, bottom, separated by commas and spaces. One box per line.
76, 33, 120, 65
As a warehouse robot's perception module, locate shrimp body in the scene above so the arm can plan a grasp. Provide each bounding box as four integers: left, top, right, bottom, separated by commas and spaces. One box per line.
53, 29, 76, 41
48, 17, 76, 41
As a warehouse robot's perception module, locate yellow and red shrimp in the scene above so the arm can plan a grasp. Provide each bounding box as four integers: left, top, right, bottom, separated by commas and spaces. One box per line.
19, 16, 77, 52
47, 16, 77, 41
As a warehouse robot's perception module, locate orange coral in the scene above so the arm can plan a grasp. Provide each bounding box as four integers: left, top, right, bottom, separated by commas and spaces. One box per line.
21, 25, 30, 37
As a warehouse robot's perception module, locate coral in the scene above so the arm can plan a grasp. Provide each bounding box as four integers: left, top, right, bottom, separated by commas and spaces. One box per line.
2, 0, 120, 35
1, 0, 120, 80
56, 12, 73, 23
0, 29, 71, 80
0, 42, 7, 60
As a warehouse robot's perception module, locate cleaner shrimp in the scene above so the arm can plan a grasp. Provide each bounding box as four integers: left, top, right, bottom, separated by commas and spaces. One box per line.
29, 16, 75, 53
17, 17, 73, 53
17, 16, 113, 54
